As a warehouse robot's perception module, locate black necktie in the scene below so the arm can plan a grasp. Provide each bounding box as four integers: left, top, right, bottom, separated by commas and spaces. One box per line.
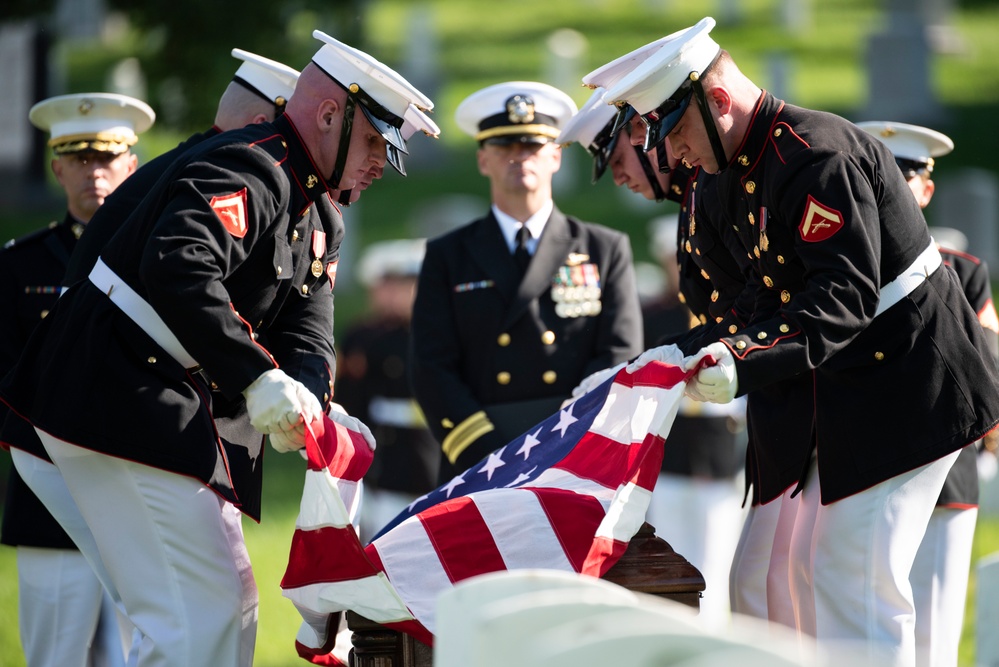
514, 225, 531, 276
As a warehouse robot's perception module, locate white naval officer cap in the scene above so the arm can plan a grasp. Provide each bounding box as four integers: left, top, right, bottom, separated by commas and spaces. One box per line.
357, 238, 427, 287
29, 92, 155, 156
855, 120, 954, 175
601, 17, 720, 146
556, 87, 619, 181
310, 30, 438, 176
455, 81, 577, 145
230, 48, 300, 113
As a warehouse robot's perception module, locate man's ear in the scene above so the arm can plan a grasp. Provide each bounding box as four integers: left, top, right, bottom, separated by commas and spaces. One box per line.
708, 85, 732, 116
318, 98, 340, 132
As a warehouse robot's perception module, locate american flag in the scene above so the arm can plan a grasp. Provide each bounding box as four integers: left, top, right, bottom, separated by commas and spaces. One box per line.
281, 353, 693, 662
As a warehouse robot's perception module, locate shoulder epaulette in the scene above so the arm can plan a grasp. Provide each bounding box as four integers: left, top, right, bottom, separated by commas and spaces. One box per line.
1, 221, 60, 252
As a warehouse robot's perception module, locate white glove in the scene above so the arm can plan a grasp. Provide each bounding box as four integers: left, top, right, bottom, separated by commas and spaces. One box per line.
270, 424, 307, 454
568, 362, 626, 402
243, 368, 323, 436
326, 405, 377, 453
682, 342, 739, 404
625, 344, 683, 374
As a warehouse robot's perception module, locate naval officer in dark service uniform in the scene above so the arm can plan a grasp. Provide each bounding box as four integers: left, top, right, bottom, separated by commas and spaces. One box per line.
0, 91, 153, 667
410, 81, 643, 482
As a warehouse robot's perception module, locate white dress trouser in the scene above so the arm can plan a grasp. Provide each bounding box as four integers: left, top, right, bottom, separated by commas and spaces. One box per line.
728, 485, 798, 629
911, 505, 977, 667
789, 451, 959, 667
33, 430, 258, 667
645, 472, 744, 627
11, 448, 131, 667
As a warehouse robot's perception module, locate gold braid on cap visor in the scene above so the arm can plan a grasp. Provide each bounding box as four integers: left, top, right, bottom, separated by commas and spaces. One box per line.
475, 124, 562, 142
50, 131, 135, 155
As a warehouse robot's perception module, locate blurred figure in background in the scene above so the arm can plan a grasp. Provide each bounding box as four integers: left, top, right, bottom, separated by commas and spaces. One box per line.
640, 215, 746, 627
337, 239, 438, 542
0, 91, 154, 667
858, 120, 999, 667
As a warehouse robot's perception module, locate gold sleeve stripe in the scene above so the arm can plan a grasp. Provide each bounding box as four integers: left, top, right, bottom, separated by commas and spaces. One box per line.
441, 411, 495, 464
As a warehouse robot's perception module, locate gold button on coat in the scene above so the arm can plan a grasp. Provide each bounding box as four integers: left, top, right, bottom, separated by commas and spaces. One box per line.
301, 285, 309, 294
779, 324, 790, 333
497, 371, 511, 385
729, 325, 738, 334
497, 333, 511, 346
874, 352, 885, 361
757, 331, 768, 340
147, 356, 157, 364
442, 418, 453, 428
542, 370, 557, 384
763, 276, 774, 287
781, 290, 791, 303
745, 181, 756, 194
711, 290, 719, 303
541, 331, 555, 345
735, 341, 747, 350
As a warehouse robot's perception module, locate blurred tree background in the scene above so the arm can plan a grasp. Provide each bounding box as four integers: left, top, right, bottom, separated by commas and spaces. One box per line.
0, 1, 998, 665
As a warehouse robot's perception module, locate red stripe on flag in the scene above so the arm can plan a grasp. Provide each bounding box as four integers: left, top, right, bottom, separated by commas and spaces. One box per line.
531, 488, 608, 572
615, 361, 690, 389
555, 431, 652, 488
419, 497, 506, 583
282, 525, 378, 588
383, 619, 434, 648
305, 417, 373, 482
632, 434, 666, 490
581, 535, 629, 577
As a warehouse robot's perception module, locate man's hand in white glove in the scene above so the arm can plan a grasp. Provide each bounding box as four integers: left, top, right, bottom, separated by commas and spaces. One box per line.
625, 344, 683, 374
563, 362, 626, 407
243, 368, 323, 447
682, 342, 738, 404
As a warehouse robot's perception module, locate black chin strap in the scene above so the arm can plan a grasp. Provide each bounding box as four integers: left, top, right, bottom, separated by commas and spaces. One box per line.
332, 96, 356, 206
689, 71, 728, 172
634, 144, 666, 202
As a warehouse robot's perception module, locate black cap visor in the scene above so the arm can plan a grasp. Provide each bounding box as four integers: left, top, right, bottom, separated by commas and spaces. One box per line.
640, 81, 694, 151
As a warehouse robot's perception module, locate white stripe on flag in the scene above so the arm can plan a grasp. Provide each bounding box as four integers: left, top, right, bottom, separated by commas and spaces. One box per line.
374, 516, 453, 632
288, 573, 413, 625
472, 489, 574, 571
528, 468, 616, 508
297, 472, 359, 530
596, 482, 654, 542
590, 383, 684, 443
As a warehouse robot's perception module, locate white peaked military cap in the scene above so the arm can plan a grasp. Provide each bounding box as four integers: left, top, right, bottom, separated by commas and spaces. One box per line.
583, 30, 687, 92
357, 238, 427, 287
556, 87, 621, 182
455, 81, 577, 145
557, 87, 616, 150
855, 120, 953, 173
29, 92, 155, 155
230, 48, 300, 111
603, 17, 720, 123
311, 30, 437, 152
402, 103, 441, 141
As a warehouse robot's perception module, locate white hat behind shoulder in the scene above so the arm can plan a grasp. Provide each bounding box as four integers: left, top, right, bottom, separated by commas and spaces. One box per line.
855, 121, 953, 166
29, 92, 155, 155
455, 81, 577, 145
231, 48, 300, 111
357, 238, 427, 287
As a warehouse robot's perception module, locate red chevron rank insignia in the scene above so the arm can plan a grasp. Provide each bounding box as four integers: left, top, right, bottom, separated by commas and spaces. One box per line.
210, 188, 249, 238
798, 195, 843, 242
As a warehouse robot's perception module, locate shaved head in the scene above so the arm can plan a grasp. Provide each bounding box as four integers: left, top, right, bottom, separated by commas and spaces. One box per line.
213, 81, 279, 130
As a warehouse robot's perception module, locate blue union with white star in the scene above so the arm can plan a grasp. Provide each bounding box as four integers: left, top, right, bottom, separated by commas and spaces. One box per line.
370, 375, 617, 541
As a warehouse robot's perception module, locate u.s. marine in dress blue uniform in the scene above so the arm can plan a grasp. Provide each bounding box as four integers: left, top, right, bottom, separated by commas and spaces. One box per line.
0, 112, 341, 520
600, 17, 999, 659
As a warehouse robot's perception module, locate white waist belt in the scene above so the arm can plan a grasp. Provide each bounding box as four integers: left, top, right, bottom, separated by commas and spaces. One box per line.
369, 396, 427, 429
874, 242, 942, 317
89, 258, 200, 369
